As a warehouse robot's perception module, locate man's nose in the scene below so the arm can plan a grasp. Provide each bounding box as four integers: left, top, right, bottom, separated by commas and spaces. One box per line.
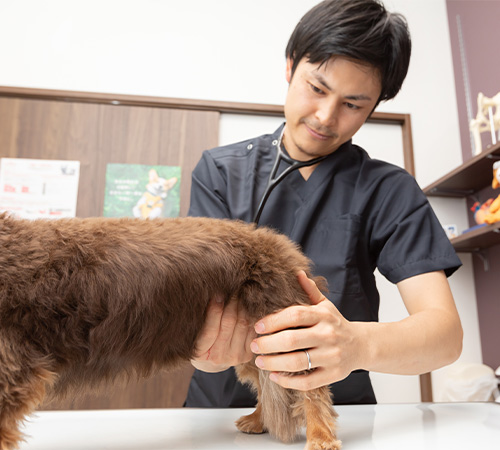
315, 99, 338, 128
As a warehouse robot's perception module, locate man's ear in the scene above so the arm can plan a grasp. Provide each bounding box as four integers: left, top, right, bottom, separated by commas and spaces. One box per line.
285, 57, 293, 83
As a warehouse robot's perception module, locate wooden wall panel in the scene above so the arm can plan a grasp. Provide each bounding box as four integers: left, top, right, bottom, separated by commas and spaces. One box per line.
0, 97, 219, 218
0, 98, 21, 156
0, 98, 103, 217
94, 105, 219, 217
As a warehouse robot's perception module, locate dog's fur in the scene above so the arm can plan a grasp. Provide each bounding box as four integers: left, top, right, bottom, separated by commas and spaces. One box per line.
0, 213, 340, 450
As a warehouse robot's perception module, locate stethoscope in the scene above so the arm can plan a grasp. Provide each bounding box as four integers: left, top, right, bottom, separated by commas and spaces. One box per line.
253, 125, 329, 224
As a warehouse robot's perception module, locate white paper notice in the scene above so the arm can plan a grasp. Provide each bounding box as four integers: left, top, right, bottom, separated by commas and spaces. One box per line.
0, 158, 80, 219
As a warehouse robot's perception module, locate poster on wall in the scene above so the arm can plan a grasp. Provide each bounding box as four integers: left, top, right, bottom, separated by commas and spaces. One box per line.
0, 158, 80, 219
103, 163, 181, 218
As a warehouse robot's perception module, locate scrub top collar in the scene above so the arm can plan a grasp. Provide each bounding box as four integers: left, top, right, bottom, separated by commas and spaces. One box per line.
275, 131, 354, 198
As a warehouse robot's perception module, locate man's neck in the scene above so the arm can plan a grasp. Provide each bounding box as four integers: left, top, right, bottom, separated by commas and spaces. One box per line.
299, 164, 318, 181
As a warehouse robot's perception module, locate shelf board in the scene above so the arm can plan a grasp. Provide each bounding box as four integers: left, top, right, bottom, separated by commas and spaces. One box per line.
423, 142, 500, 197
451, 222, 500, 252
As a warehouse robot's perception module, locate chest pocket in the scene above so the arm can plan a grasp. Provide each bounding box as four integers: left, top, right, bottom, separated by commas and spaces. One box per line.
307, 215, 363, 295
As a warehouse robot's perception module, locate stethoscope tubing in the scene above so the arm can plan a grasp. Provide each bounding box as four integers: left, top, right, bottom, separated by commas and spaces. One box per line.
253, 126, 328, 225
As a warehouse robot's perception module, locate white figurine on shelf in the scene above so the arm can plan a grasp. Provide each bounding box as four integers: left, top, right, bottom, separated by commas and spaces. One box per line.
469, 91, 500, 155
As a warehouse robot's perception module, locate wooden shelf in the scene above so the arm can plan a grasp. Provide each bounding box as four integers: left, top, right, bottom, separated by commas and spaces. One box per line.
423, 142, 500, 197
450, 223, 500, 253
423, 142, 500, 252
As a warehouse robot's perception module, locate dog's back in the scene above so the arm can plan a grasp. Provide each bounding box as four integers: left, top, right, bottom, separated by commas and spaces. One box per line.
0, 215, 319, 391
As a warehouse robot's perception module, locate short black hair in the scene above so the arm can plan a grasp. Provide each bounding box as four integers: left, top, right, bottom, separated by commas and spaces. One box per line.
285, 0, 411, 104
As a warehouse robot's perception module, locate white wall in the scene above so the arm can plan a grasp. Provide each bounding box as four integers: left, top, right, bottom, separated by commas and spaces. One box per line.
0, 0, 481, 403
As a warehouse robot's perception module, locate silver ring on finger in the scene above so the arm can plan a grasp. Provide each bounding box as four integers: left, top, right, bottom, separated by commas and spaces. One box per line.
304, 349, 312, 371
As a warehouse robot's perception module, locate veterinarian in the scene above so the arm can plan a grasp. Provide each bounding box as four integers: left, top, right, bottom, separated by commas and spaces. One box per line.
185, 0, 463, 407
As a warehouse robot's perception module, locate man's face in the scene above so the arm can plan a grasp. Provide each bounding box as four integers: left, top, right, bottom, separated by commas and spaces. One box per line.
283, 56, 382, 161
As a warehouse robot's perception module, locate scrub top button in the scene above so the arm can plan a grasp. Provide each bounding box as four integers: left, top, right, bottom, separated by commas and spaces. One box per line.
272, 140, 278, 146
247, 144, 253, 150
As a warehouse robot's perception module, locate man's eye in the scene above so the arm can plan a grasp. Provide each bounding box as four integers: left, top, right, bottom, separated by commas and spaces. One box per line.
346, 102, 360, 110
309, 83, 323, 94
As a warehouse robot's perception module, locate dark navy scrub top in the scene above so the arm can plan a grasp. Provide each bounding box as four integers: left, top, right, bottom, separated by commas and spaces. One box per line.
185, 123, 462, 407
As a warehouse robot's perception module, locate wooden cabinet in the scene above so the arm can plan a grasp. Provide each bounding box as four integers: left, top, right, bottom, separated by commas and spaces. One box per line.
423, 142, 500, 252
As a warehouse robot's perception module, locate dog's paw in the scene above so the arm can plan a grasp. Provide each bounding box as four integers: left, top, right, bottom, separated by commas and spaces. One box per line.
235, 411, 266, 435
304, 438, 342, 450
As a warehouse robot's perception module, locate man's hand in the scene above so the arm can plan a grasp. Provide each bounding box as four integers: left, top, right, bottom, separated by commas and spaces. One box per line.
191, 295, 256, 373
250, 270, 463, 391
250, 271, 362, 391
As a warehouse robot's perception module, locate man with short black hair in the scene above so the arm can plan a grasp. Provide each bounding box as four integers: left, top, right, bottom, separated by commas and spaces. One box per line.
185, 0, 463, 408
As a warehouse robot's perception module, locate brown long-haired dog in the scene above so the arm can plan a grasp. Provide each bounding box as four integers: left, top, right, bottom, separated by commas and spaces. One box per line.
0, 213, 340, 450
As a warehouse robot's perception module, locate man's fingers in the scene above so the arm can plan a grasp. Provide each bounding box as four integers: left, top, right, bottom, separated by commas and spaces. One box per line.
218, 297, 239, 340
192, 296, 255, 371
227, 300, 256, 363
253, 272, 329, 336
251, 325, 317, 355
297, 270, 327, 305
194, 294, 224, 357
254, 304, 317, 336
255, 349, 316, 373
203, 298, 248, 364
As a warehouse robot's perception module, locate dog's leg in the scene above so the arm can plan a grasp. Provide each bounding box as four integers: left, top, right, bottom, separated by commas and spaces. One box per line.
0, 361, 56, 450
297, 387, 341, 450
234, 362, 266, 434
257, 371, 305, 444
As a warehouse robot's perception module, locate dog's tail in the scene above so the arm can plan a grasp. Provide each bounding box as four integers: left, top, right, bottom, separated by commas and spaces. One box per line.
258, 370, 304, 443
